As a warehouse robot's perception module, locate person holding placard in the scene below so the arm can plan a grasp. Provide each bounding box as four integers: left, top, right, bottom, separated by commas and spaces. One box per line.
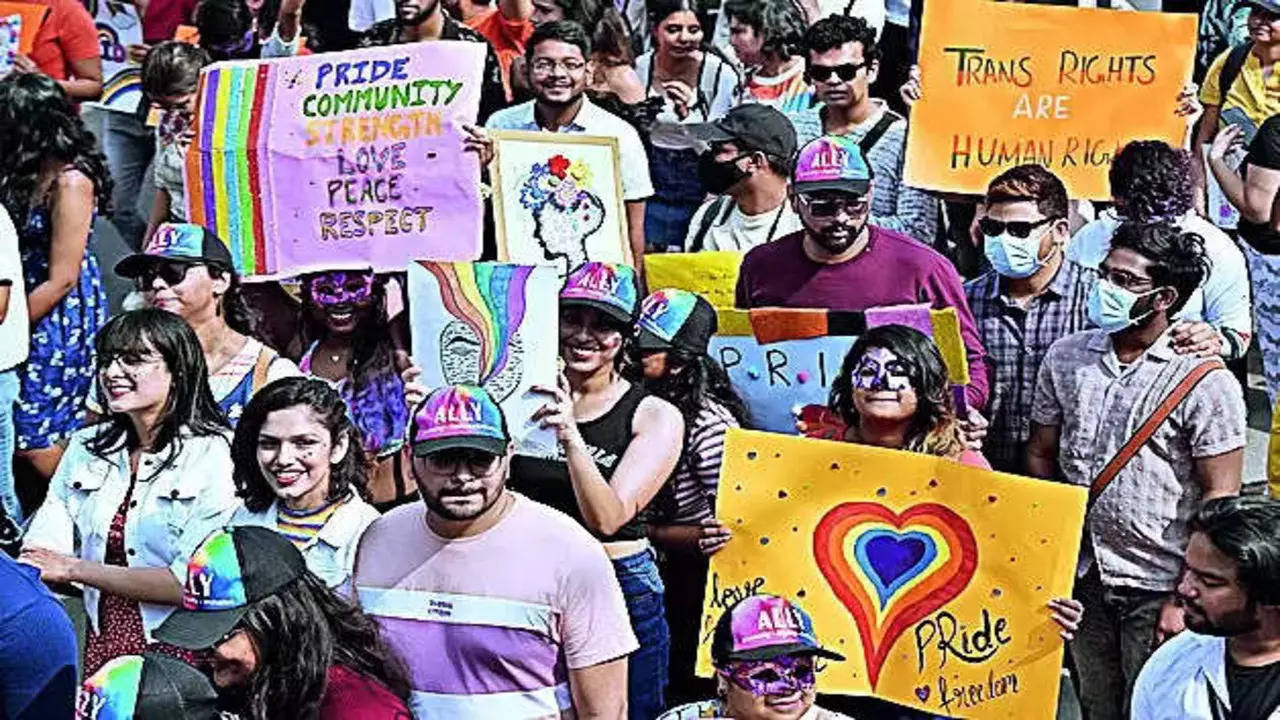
13, 0, 102, 100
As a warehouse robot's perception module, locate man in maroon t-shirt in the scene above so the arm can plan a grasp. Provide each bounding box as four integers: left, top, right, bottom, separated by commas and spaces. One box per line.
735, 134, 990, 410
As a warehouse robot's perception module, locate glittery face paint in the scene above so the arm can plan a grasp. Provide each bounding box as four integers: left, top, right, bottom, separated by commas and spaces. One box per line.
852, 346, 912, 392
310, 271, 375, 306
718, 655, 817, 698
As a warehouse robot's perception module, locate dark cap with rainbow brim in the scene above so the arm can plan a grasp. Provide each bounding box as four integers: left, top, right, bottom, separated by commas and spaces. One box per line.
792, 135, 873, 196
560, 262, 639, 326
114, 223, 235, 279
636, 289, 718, 354
77, 653, 223, 720
410, 385, 509, 457
153, 526, 306, 650
711, 594, 846, 665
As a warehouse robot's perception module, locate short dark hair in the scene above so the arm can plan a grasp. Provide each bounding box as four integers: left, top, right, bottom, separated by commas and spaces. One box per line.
526, 20, 592, 63
801, 14, 879, 63
724, 0, 806, 60
141, 41, 211, 99
1109, 222, 1210, 317
1191, 496, 1280, 606
1109, 140, 1194, 221
985, 164, 1069, 221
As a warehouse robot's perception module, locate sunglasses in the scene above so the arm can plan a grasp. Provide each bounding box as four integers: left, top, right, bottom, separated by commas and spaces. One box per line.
718, 655, 818, 697
421, 448, 502, 476
135, 261, 195, 290
976, 216, 1059, 239
807, 61, 868, 83
799, 195, 869, 218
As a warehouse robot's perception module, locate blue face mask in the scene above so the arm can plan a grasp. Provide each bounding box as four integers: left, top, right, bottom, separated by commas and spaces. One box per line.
1088, 278, 1161, 333
983, 232, 1052, 279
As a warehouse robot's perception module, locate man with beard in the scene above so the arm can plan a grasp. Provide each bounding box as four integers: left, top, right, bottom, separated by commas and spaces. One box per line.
734, 134, 990, 410
468, 21, 652, 279
1132, 496, 1280, 719
353, 384, 636, 718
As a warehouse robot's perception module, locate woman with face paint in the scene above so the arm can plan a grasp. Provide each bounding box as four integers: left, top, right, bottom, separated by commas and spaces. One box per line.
19, 309, 239, 676
509, 262, 685, 720
229, 377, 380, 593
296, 269, 411, 511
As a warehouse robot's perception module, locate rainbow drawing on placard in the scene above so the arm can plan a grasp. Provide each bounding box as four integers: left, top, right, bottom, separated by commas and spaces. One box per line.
99, 67, 141, 107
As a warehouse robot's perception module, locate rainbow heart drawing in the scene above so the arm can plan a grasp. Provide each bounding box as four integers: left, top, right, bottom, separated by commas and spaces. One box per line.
813, 502, 978, 688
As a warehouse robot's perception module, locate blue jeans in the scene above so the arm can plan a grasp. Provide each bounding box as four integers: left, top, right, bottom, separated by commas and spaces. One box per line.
0, 369, 21, 523
101, 111, 156, 251
612, 548, 669, 720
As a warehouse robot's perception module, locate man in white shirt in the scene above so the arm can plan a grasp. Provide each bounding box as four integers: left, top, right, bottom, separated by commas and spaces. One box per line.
0, 207, 26, 533
466, 20, 653, 275
1132, 496, 1280, 720
684, 103, 802, 252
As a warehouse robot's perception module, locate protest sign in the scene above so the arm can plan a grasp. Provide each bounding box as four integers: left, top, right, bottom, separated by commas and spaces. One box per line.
407, 261, 559, 458
185, 42, 485, 276
903, 0, 1196, 199
699, 430, 1087, 718
0, 14, 18, 76
644, 251, 742, 309
490, 130, 631, 279
0, 1, 45, 53
86, 1, 143, 113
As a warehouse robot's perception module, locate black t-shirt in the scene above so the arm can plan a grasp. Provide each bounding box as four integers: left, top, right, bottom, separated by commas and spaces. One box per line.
1226, 654, 1280, 720
1240, 115, 1280, 254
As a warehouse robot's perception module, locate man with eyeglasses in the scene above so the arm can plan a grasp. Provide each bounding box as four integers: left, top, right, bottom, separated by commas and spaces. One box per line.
353, 384, 636, 718
787, 14, 936, 246
964, 165, 1096, 475
735, 134, 990, 411
468, 20, 652, 276
1027, 222, 1247, 720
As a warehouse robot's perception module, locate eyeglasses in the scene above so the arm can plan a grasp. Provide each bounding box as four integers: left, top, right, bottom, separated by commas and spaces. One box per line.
798, 194, 869, 218
422, 448, 502, 476
530, 58, 587, 75
976, 216, 1059, 239
807, 61, 868, 83
134, 261, 195, 290
718, 655, 818, 697
99, 350, 164, 375
1098, 265, 1156, 292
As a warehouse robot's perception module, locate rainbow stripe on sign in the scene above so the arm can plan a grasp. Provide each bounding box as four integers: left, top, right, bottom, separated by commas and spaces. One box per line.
185, 63, 271, 275
99, 67, 141, 108
422, 263, 532, 386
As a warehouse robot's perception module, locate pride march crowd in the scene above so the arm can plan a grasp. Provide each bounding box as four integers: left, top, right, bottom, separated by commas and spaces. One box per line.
0, 0, 1279, 718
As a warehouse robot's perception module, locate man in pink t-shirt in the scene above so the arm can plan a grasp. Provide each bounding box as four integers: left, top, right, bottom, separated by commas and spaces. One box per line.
354, 385, 636, 718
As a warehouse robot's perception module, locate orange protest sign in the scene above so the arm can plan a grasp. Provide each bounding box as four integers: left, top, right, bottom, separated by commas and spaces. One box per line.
173, 24, 198, 43
903, 1, 1196, 200
0, 1, 48, 53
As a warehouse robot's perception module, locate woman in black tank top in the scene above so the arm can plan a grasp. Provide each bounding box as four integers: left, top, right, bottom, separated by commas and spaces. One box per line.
509, 262, 684, 720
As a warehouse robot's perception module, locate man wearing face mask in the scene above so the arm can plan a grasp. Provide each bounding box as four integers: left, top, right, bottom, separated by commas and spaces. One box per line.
1027, 222, 1247, 720
682, 104, 803, 252
735, 134, 989, 411
964, 165, 1096, 474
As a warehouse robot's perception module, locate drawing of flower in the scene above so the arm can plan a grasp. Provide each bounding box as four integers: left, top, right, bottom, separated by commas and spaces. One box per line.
548, 154, 571, 178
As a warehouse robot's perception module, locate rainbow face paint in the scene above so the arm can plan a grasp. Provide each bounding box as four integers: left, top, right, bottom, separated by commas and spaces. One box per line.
852, 347, 912, 392
718, 655, 817, 698
310, 271, 375, 306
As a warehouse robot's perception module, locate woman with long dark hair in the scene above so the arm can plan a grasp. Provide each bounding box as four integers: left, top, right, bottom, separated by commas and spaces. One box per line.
630, 288, 745, 704
19, 309, 238, 675
0, 73, 111, 484
510, 262, 684, 720
230, 377, 380, 591
294, 269, 410, 509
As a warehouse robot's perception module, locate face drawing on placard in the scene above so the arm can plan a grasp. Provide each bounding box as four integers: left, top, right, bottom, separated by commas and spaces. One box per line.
519, 154, 606, 276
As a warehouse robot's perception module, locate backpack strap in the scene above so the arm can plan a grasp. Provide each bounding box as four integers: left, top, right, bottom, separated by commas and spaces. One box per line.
251, 346, 275, 393
1089, 359, 1224, 503
1218, 43, 1252, 108
690, 196, 732, 252
859, 109, 902, 157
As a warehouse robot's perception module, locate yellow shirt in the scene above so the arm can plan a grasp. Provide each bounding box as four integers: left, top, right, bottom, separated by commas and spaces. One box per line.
1200, 47, 1280, 125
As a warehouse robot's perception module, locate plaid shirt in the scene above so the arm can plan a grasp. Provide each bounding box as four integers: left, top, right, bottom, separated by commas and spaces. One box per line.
964, 260, 1095, 473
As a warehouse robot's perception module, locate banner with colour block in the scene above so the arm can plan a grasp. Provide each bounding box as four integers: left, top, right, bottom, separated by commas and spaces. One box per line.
699, 430, 1087, 719
185, 42, 485, 276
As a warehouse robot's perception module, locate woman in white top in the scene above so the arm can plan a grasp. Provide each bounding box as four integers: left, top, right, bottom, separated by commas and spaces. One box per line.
20, 309, 239, 676
229, 376, 379, 592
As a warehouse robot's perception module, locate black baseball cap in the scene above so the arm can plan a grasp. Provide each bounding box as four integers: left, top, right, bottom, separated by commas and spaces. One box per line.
77, 653, 223, 720
635, 289, 718, 354
115, 223, 236, 279
689, 104, 798, 164
153, 526, 307, 650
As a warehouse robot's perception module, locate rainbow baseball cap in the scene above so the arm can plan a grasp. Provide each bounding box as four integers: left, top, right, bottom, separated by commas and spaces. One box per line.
711, 594, 845, 664
792, 135, 873, 196
153, 526, 306, 650
636, 289, 718, 354
411, 384, 509, 456
560, 262, 639, 325
114, 223, 235, 279
77, 653, 223, 720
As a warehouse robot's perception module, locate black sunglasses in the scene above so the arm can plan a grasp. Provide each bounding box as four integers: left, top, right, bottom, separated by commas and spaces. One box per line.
134, 260, 196, 290
976, 216, 1060, 239
807, 61, 868, 83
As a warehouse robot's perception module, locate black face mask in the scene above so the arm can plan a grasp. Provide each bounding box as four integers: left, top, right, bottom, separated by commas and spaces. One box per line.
697, 152, 752, 194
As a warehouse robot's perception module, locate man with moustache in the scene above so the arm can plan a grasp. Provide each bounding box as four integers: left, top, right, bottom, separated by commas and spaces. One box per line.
466, 21, 653, 277
1132, 496, 1280, 720
734, 134, 990, 410
353, 385, 636, 718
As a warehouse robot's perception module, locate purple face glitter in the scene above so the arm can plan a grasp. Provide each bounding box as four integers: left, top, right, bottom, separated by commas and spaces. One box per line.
852, 346, 912, 392
718, 655, 817, 698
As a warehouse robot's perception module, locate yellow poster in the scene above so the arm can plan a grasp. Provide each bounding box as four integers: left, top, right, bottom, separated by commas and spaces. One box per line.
903, 1, 1195, 200
645, 251, 743, 309
700, 430, 1087, 718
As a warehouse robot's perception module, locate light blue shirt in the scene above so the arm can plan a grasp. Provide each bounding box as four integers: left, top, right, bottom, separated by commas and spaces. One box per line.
1132, 631, 1280, 720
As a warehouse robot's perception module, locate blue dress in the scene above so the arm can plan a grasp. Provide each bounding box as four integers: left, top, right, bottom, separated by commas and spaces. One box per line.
16, 208, 106, 450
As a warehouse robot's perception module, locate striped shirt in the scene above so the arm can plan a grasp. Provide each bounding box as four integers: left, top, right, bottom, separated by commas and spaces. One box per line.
278, 499, 345, 548
649, 400, 739, 524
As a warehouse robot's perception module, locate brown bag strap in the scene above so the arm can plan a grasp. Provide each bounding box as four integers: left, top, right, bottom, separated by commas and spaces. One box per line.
1089, 358, 1224, 503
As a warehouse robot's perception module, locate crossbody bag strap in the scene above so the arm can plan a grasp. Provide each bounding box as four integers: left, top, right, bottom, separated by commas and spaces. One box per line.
1089, 359, 1224, 503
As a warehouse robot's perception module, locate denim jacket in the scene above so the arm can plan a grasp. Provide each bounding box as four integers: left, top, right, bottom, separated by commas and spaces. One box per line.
230, 495, 379, 593
1133, 631, 1280, 720
23, 426, 238, 639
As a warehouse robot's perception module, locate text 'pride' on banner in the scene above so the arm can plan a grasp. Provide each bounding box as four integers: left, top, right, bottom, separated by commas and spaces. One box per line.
903, 1, 1195, 200
184, 41, 485, 276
